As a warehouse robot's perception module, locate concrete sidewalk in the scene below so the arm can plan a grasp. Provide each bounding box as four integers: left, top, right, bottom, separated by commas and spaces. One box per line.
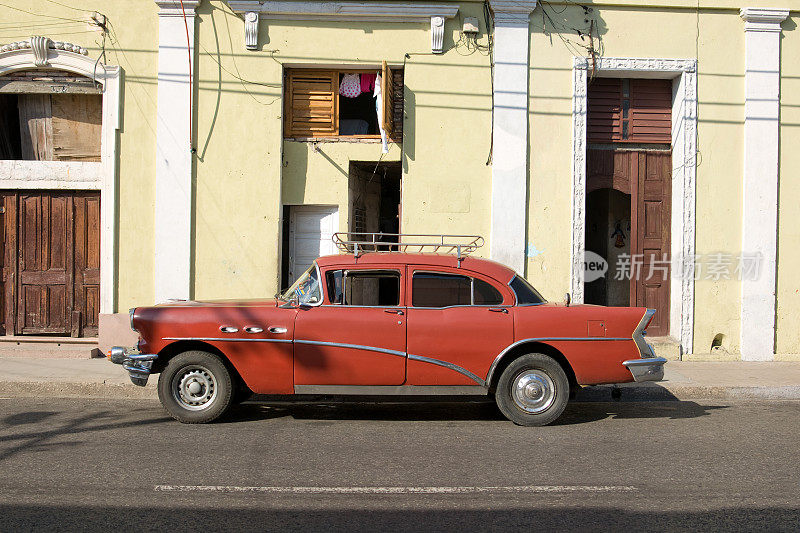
1, 356, 800, 401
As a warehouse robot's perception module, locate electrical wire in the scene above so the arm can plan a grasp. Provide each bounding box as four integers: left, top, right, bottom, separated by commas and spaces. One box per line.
42, 0, 97, 13
0, 2, 85, 22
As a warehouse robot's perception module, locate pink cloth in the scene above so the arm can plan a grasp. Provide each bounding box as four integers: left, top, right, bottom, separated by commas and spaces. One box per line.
360, 73, 376, 93
339, 73, 361, 98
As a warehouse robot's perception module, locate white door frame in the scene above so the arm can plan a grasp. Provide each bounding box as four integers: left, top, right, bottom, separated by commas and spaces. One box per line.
571, 57, 697, 354
0, 38, 121, 315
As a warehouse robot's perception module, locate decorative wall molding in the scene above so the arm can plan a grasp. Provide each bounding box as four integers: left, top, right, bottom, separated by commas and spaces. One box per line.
739, 7, 789, 32
154, 0, 201, 303
572, 57, 697, 354
244, 11, 259, 50
739, 7, 788, 360
0, 37, 89, 61
228, 1, 458, 52
431, 16, 445, 54
489, 0, 537, 24
0, 38, 121, 315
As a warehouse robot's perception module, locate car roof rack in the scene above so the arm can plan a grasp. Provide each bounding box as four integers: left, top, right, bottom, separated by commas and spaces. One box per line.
333, 232, 484, 262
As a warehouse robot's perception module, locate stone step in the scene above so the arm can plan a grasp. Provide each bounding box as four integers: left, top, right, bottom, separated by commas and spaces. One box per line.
0, 336, 99, 359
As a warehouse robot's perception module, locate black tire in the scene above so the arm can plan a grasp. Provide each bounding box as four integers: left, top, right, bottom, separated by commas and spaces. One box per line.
495, 353, 570, 426
157, 350, 233, 424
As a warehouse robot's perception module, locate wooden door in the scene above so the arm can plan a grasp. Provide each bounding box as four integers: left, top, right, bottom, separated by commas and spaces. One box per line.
17, 192, 73, 334
0, 191, 99, 337
630, 152, 671, 336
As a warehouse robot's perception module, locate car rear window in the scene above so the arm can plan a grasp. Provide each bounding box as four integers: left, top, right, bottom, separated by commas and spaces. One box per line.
510, 276, 546, 305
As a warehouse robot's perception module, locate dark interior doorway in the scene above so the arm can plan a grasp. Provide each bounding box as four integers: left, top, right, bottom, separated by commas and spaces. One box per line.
585, 187, 631, 307
348, 161, 401, 245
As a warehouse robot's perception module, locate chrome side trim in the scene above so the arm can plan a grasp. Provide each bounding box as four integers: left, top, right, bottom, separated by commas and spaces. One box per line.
484, 337, 631, 386
623, 357, 666, 382
162, 337, 293, 343
293, 385, 487, 396
632, 309, 657, 358
294, 339, 406, 358
407, 354, 486, 386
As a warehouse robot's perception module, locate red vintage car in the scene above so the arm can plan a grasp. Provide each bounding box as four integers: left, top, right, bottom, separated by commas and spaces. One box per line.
109, 234, 665, 426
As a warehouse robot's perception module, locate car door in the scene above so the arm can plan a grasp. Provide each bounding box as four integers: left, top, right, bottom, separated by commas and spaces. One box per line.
293, 267, 407, 385
405, 268, 514, 386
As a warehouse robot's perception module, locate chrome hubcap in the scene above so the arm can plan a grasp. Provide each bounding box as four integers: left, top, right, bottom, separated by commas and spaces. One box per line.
511, 369, 555, 414
172, 365, 217, 411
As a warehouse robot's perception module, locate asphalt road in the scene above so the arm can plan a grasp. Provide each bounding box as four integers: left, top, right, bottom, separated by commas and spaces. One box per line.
0, 397, 798, 532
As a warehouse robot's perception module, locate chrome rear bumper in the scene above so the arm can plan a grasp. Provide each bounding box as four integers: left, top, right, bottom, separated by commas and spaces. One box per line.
623, 357, 667, 382
108, 346, 158, 387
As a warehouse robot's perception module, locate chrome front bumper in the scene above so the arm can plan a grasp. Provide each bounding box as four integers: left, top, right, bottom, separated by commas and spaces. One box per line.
108, 346, 158, 387
622, 357, 667, 382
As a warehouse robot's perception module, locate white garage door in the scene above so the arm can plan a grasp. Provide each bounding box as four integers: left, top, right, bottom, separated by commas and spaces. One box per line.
288, 205, 339, 284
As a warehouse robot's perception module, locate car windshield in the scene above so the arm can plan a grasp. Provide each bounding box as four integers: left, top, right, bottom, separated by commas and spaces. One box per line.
280, 264, 322, 305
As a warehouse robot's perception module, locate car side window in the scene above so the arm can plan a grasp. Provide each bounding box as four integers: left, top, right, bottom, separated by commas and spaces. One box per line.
326, 269, 400, 306
473, 278, 504, 305
411, 273, 471, 307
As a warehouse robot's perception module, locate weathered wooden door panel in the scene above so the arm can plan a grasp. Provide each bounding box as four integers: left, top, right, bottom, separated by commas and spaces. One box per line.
631, 152, 671, 336
73, 193, 100, 336
16, 192, 73, 334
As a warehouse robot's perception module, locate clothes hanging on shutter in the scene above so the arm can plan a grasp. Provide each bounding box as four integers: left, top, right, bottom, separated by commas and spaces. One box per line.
360, 73, 376, 93
339, 73, 361, 98
373, 73, 388, 154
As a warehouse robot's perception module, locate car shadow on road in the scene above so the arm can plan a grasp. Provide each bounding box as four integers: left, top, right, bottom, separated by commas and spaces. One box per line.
226, 398, 726, 425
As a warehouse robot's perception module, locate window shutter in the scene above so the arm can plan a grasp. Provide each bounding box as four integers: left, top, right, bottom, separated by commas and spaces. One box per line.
285, 70, 337, 137
630, 79, 671, 143
381, 61, 392, 136
390, 67, 404, 141
587, 78, 622, 143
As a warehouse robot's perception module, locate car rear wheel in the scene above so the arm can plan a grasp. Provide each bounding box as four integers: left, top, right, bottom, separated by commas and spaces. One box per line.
495, 353, 569, 426
157, 350, 233, 423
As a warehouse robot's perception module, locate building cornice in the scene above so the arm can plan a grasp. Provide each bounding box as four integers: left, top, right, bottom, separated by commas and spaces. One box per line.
739, 7, 789, 32
227, 1, 458, 22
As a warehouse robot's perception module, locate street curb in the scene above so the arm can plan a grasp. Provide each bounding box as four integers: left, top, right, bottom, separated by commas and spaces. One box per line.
0, 381, 157, 400
577, 384, 800, 401
1, 381, 799, 401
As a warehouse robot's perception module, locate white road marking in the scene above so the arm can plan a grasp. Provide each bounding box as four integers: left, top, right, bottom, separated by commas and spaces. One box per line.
155, 485, 637, 494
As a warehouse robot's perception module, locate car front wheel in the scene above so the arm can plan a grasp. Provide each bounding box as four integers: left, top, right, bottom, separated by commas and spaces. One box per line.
157, 350, 233, 423
495, 353, 570, 426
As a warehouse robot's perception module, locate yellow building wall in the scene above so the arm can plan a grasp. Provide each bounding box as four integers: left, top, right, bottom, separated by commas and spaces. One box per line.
0, 1, 159, 311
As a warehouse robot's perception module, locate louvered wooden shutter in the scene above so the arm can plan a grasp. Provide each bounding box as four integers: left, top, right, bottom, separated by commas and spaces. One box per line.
390, 67, 404, 141
587, 78, 622, 143
629, 79, 671, 143
588, 78, 671, 143
381, 61, 392, 136
285, 70, 337, 137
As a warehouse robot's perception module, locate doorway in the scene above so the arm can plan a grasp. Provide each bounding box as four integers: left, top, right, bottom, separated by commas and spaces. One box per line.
281, 205, 338, 290
584, 77, 673, 336
0, 190, 100, 337
348, 161, 401, 246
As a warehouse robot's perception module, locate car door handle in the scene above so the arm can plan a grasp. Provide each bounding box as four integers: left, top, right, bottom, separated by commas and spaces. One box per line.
244, 326, 263, 334
384, 309, 404, 315
268, 326, 288, 334
489, 308, 508, 314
